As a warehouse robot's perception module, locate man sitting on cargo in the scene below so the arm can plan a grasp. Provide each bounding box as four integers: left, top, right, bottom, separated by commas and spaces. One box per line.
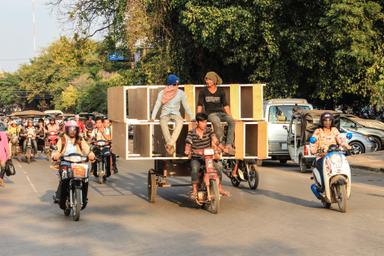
184, 112, 230, 199
197, 71, 235, 155
151, 74, 193, 156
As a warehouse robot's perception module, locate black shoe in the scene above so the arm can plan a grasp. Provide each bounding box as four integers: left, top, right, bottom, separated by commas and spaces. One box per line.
113, 166, 118, 174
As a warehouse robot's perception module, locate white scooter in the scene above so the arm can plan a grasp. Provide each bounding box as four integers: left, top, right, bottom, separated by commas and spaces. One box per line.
309, 133, 352, 213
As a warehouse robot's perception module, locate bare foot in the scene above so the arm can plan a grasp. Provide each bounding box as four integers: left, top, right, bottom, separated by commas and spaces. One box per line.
220, 190, 231, 197
0, 178, 4, 187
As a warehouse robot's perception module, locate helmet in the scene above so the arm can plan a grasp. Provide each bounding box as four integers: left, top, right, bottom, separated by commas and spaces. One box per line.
320, 112, 335, 127
64, 120, 79, 136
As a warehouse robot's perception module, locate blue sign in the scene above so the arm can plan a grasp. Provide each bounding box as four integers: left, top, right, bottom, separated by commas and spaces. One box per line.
108, 52, 126, 61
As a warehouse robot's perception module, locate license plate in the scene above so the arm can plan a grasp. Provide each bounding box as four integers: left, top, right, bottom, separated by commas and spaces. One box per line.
281, 143, 288, 150
72, 164, 89, 178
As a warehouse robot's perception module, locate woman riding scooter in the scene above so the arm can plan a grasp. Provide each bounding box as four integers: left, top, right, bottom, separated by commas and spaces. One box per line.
310, 112, 351, 192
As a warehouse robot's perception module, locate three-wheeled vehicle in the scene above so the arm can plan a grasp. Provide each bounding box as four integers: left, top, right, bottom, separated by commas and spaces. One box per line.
287, 110, 341, 172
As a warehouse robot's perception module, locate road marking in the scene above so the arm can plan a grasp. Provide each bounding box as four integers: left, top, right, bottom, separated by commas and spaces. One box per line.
25, 175, 38, 194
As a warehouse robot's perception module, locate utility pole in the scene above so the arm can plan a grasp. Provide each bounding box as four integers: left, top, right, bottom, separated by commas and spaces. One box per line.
32, 0, 37, 53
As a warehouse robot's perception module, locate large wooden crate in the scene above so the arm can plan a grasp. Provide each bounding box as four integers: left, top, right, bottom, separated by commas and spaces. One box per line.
108, 84, 267, 160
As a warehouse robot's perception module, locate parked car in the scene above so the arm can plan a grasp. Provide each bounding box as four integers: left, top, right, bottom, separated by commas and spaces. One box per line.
264, 98, 313, 163
340, 128, 377, 155
340, 114, 384, 151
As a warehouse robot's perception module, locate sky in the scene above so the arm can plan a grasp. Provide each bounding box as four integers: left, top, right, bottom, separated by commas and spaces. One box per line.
0, 0, 71, 72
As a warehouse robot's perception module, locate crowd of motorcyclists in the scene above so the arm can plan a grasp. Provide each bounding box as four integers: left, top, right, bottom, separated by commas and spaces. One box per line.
0, 114, 117, 187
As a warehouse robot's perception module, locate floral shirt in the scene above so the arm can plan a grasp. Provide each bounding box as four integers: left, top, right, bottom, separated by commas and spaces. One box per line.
311, 127, 342, 159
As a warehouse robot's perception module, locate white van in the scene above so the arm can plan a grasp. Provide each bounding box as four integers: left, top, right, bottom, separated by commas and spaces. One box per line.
264, 99, 313, 163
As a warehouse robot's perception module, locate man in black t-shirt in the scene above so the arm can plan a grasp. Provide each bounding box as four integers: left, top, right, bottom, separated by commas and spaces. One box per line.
197, 71, 235, 155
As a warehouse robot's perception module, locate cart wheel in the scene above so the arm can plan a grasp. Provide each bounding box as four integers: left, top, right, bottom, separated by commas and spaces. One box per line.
147, 169, 157, 203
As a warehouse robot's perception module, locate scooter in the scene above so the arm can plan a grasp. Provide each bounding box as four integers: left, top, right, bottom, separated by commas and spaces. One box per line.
45, 131, 59, 159
9, 135, 20, 158
56, 153, 90, 221
309, 133, 352, 213
193, 148, 221, 214
91, 140, 113, 184
24, 134, 34, 164
222, 159, 259, 190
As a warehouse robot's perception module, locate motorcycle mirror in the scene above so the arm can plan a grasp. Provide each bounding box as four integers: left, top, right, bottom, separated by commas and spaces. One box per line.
346, 132, 353, 140
309, 136, 317, 144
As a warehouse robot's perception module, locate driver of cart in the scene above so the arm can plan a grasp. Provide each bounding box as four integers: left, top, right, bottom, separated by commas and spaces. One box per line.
184, 112, 230, 198
91, 117, 110, 141
310, 112, 351, 188
151, 74, 193, 156
52, 121, 95, 205
197, 71, 235, 155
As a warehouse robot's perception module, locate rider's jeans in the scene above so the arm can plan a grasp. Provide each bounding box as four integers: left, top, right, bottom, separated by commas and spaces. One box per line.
160, 114, 184, 145
315, 158, 325, 192
191, 158, 223, 184
208, 112, 235, 145
23, 139, 38, 153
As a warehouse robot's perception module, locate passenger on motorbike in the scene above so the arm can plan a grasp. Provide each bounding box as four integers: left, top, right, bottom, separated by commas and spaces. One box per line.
21, 120, 38, 155
52, 120, 95, 204
184, 112, 230, 199
103, 118, 118, 173
46, 117, 60, 133
91, 117, 109, 141
310, 112, 351, 190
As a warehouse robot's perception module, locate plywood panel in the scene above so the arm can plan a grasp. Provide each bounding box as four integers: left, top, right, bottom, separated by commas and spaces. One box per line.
253, 84, 264, 120
257, 121, 268, 159
234, 121, 244, 159
111, 122, 128, 159
133, 125, 151, 157
184, 84, 195, 119
127, 87, 148, 119
108, 86, 126, 122
245, 123, 258, 157
230, 84, 241, 120
241, 86, 253, 119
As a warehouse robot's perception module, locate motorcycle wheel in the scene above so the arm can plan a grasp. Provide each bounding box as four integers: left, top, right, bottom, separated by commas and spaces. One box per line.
247, 164, 259, 190
208, 179, 220, 214
98, 171, 104, 184
72, 188, 82, 221
335, 184, 348, 213
230, 176, 240, 187
26, 148, 31, 164
147, 169, 157, 203
64, 208, 71, 216
322, 201, 331, 209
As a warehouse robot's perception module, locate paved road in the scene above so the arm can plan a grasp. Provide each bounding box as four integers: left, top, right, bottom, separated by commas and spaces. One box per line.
0, 156, 383, 256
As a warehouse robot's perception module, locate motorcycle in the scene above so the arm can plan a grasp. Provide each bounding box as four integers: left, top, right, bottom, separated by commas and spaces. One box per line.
9, 134, 20, 158
24, 134, 34, 164
193, 148, 221, 214
309, 134, 352, 213
45, 131, 59, 159
222, 159, 259, 190
57, 153, 90, 221
91, 140, 113, 184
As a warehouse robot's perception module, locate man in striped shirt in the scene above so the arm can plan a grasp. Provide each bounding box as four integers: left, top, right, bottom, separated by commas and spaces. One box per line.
185, 112, 230, 198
